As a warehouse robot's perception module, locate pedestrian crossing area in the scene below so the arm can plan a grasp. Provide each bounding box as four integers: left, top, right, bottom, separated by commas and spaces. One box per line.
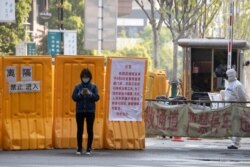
1, 158, 250, 167
1, 138, 250, 167
1, 161, 250, 167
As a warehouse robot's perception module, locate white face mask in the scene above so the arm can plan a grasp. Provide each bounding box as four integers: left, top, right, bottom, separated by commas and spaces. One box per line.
82, 78, 90, 83
227, 75, 236, 82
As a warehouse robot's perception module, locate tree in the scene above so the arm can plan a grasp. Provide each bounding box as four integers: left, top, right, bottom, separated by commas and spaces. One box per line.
101, 25, 174, 75
38, 0, 93, 55
139, 26, 173, 73
192, 0, 222, 38
135, 0, 221, 96
209, 1, 250, 60
0, 0, 32, 55
102, 43, 153, 71
229, 0, 250, 60
229, 0, 250, 40
161, 0, 221, 96
135, 0, 165, 69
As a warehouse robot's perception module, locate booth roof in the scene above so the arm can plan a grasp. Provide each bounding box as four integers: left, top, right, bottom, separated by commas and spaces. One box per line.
178, 38, 250, 50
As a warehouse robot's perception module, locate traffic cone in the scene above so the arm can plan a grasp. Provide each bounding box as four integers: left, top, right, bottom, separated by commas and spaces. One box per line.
171, 136, 184, 142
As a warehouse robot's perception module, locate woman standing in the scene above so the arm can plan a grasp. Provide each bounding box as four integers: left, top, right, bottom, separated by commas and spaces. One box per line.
72, 68, 100, 155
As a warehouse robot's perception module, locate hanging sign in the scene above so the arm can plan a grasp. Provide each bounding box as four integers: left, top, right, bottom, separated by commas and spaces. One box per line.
0, 0, 15, 22
64, 30, 77, 55
48, 30, 62, 57
27, 42, 36, 55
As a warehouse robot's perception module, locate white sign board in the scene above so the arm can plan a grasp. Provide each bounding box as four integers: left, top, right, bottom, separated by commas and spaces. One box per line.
5, 66, 16, 83
0, 0, 15, 22
9, 81, 40, 93
64, 30, 77, 55
21, 66, 32, 81
6, 65, 40, 93
16, 42, 27, 56
208, 92, 225, 109
109, 59, 146, 121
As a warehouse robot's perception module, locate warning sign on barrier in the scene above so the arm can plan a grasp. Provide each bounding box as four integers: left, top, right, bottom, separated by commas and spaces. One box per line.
6, 65, 40, 93
5, 66, 16, 83
9, 81, 40, 93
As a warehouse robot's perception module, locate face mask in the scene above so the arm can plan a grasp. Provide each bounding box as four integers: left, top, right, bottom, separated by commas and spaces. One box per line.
82, 78, 90, 83
227, 75, 236, 82
226, 69, 237, 82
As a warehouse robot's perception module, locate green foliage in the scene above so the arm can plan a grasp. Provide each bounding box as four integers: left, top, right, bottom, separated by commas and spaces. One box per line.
101, 26, 175, 73
36, 34, 48, 55
138, 26, 178, 77
197, 0, 222, 37
208, 1, 250, 61
39, 0, 92, 55
0, 0, 32, 55
102, 44, 153, 71
234, 1, 250, 40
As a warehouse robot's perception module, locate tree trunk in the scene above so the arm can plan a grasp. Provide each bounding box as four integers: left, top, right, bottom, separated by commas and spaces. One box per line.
152, 28, 160, 68
171, 39, 179, 97
134, 0, 164, 69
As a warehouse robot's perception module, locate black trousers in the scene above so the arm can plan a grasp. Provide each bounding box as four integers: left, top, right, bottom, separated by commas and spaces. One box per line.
76, 112, 95, 151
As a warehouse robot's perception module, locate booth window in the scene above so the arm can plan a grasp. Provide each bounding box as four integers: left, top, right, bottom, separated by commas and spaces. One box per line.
191, 48, 212, 92
213, 49, 237, 91
191, 48, 238, 93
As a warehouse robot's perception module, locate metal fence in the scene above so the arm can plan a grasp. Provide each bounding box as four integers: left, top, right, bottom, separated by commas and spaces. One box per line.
146, 98, 250, 110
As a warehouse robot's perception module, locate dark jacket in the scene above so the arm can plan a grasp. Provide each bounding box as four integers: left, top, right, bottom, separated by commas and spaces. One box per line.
72, 68, 99, 112
72, 82, 99, 112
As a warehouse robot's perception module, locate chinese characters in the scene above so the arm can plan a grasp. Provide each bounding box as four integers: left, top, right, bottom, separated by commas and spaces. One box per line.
0, 0, 15, 22
6, 66, 40, 93
109, 59, 146, 121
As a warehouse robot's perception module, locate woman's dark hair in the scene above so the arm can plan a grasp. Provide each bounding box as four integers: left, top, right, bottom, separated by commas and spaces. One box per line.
80, 68, 92, 81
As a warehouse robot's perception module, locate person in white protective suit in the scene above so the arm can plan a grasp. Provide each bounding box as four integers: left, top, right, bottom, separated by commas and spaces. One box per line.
224, 68, 247, 149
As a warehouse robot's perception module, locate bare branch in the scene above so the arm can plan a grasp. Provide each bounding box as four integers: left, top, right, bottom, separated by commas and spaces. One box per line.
135, 0, 152, 21
203, 1, 222, 29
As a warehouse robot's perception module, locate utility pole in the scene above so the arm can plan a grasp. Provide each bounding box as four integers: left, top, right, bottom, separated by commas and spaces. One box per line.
57, 0, 64, 54
98, 0, 103, 56
227, 0, 234, 70
23, 21, 30, 43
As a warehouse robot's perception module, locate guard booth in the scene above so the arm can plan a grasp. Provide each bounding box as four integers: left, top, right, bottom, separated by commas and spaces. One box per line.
178, 38, 250, 100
